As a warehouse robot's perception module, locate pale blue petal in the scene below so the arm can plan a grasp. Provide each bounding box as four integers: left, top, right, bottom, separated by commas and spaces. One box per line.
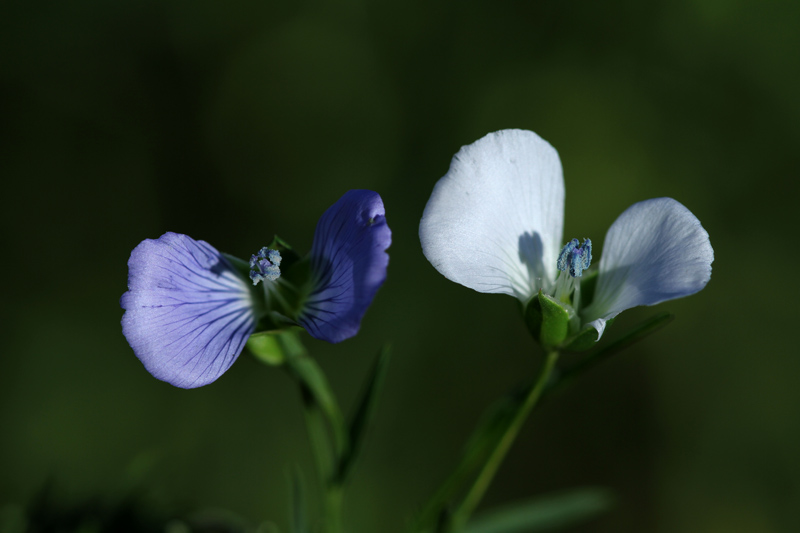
419, 129, 565, 302
121, 232, 257, 388
581, 198, 714, 339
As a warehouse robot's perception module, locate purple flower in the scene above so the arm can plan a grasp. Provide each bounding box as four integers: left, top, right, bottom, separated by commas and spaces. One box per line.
121, 190, 391, 388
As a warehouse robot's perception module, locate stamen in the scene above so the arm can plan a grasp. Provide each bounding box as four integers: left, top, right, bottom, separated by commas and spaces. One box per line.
249, 247, 282, 285
557, 238, 592, 278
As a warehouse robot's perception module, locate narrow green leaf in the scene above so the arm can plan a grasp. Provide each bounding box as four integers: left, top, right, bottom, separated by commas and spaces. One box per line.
335, 344, 391, 485
268, 234, 303, 269
462, 488, 613, 533
410, 385, 528, 531
547, 313, 674, 395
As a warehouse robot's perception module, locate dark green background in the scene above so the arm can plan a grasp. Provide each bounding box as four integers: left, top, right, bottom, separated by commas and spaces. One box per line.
2, 0, 797, 531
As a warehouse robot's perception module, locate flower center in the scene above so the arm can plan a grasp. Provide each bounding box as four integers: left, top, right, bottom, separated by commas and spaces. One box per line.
553, 238, 592, 306
557, 238, 592, 278
249, 247, 282, 285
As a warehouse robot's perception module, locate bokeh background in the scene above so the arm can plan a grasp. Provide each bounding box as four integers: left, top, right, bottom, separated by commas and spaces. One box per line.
2, 0, 798, 531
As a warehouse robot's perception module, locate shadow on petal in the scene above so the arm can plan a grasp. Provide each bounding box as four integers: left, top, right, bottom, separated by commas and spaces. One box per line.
518, 231, 546, 299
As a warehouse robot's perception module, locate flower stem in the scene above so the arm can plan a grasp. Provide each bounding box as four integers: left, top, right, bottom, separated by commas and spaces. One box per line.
283, 339, 347, 533
298, 390, 345, 533
324, 486, 344, 533
449, 350, 560, 531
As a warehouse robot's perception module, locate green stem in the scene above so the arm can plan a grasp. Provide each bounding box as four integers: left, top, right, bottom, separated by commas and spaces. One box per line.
283, 340, 347, 533
449, 350, 560, 531
324, 486, 344, 533
300, 386, 333, 486
299, 391, 344, 533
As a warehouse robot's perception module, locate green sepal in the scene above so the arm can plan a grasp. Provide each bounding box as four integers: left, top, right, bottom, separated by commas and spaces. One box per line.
563, 318, 614, 353
334, 344, 391, 485
268, 234, 303, 271
247, 328, 306, 366
524, 290, 570, 350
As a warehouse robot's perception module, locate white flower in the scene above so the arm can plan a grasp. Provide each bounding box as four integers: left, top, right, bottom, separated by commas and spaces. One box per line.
419, 129, 713, 341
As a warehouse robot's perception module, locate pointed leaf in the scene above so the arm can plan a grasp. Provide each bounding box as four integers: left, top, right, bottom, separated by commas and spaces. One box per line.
411, 385, 528, 531
547, 313, 674, 395
335, 344, 391, 484
462, 488, 613, 533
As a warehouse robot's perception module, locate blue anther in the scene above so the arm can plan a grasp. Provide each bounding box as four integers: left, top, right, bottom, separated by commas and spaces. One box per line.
249, 247, 282, 285
557, 238, 592, 278
557, 239, 578, 273
267, 249, 282, 266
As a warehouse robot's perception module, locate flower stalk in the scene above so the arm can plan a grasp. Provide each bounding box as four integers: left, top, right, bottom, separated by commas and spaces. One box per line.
283, 337, 347, 533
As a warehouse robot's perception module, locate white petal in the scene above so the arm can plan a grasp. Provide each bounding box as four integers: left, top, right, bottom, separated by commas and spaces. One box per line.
582, 197, 713, 337
419, 129, 565, 302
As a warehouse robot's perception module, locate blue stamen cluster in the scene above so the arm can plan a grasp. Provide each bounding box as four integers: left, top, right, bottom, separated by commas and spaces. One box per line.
249, 247, 282, 285
557, 238, 592, 278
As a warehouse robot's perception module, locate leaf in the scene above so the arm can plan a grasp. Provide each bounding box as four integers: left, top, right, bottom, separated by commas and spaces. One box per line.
547, 313, 674, 395
335, 344, 391, 484
410, 385, 528, 531
462, 488, 613, 533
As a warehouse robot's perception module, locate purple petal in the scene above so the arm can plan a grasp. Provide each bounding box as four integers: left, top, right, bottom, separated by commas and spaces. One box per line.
298, 190, 391, 343
120, 232, 257, 388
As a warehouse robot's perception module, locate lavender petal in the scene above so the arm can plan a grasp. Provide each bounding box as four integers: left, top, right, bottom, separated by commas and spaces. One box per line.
120, 232, 256, 388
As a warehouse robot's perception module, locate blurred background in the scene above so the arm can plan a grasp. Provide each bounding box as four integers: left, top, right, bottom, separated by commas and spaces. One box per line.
1, 0, 798, 531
